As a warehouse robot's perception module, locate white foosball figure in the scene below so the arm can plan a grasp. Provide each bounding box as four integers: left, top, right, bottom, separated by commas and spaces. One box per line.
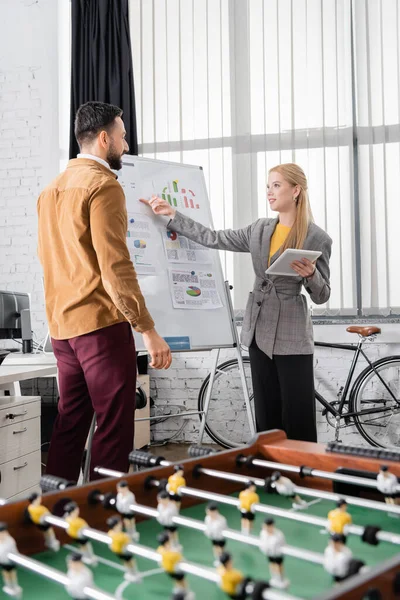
0, 523, 22, 598
323, 534, 353, 582
270, 472, 307, 509
204, 502, 228, 566
376, 465, 400, 506
157, 491, 181, 550
116, 480, 140, 541
65, 552, 94, 599
259, 518, 290, 589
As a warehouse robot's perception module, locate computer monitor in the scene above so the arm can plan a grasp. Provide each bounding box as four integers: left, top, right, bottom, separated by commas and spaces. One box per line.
0, 290, 32, 351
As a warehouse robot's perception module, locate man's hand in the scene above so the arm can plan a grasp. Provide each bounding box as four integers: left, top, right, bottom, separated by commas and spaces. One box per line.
141, 328, 172, 369
140, 195, 176, 219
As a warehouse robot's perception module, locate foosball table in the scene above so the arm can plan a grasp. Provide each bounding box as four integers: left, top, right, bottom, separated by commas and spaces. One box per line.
1, 430, 400, 600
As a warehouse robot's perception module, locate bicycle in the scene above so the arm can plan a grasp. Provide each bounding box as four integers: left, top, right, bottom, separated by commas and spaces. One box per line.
197, 325, 400, 449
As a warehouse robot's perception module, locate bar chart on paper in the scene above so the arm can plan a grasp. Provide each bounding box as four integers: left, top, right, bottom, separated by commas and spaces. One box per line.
161, 181, 200, 211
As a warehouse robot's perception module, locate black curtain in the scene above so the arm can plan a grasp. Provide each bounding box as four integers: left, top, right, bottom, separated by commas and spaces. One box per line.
69, 0, 138, 158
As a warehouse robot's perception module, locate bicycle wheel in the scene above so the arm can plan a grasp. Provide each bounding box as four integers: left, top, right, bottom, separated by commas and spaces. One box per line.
350, 356, 400, 448
197, 357, 255, 448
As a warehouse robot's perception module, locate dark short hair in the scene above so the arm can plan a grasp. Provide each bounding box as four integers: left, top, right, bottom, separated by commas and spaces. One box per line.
64, 501, 78, 514
219, 552, 231, 566
264, 518, 274, 526
74, 101, 123, 147
68, 552, 83, 562
117, 480, 129, 488
106, 516, 121, 529
157, 532, 170, 546
331, 533, 346, 544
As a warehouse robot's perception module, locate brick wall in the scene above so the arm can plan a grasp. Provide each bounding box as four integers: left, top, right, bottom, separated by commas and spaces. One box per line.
0, 0, 59, 342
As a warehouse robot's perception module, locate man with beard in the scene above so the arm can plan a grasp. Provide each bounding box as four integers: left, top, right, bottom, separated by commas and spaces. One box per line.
37, 101, 171, 482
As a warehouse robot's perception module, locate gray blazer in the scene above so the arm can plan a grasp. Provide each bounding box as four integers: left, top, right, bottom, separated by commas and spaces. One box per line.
169, 212, 332, 358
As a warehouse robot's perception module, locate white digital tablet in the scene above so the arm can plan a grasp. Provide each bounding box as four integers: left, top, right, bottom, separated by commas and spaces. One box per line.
265, 248, 322, 277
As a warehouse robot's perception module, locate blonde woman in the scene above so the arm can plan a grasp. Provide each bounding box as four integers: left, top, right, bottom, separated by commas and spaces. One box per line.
141, 164, 332, 442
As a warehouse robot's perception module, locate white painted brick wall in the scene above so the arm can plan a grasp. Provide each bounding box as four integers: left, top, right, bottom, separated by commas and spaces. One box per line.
0, 0, 59, 346
148, 340, 400, 447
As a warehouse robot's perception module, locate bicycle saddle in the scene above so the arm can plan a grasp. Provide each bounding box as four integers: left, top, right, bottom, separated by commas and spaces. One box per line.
346, 325, 381, 337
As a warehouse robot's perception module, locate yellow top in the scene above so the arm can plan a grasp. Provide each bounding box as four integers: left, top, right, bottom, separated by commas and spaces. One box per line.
108, 530, 131, 555
157, 546, 182, 573
66, 517, 88, 539
167, 474, 186, 495
27, 504, 50, 525
217, 565, 244, 595
327, 509, 352, 534
268, 222, 291, 264
238, 489, 260, 512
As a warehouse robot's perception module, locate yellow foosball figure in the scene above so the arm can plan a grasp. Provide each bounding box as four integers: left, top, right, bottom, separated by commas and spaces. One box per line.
27, 492, 60, 552
106, 516, 140, 582
327, 500, 352, 538
166, 465, 186, 507
238, 482, 260, 535
217, 552, 245, 599
64, 502, 97, 566
157, 532, 195, 600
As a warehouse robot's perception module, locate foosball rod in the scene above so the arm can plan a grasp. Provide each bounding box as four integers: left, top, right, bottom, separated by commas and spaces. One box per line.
145, 477, 400, 547
90, 492, 324, 567
197, 465, 400, 516
7, 552, 115, 600
235, 454, 400, 495
123, 450, 400, 516
42, 514, 298, 600
94, 465, 400, 546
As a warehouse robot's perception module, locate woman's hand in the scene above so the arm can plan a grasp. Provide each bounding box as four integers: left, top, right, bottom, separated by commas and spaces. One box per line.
290, 258, 316, 279
139, 195, 176, 219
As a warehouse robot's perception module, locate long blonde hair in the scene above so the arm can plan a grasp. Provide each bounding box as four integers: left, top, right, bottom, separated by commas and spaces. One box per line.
268, 163, 314, 252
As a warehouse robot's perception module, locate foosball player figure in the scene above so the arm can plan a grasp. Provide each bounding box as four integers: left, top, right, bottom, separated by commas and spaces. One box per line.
106, 516, 140, 582
65, 552, 94, 599
64, 502, 97, 566
157, 490, 181, 550
323, 533, 364, 583
115, 480, 140, 541
238, 481, 259, 535
166, 465, 186, 508
27, 492, 60, 551
327, 499, 352, 538
0, 523, 22, 598
204, 502, 228, 566
259, 518, 289, 589
217, 552, 247, 599
270, 472, 307, 509
157, 532, 195, 600
376, 465, 400, 506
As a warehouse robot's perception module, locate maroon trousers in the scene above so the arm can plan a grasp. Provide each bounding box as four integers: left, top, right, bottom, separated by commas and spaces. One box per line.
46, 322, 136, 482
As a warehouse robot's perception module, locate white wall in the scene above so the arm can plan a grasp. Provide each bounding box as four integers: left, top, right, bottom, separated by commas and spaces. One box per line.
2, 1, 399, 449
0, 0, 59, 339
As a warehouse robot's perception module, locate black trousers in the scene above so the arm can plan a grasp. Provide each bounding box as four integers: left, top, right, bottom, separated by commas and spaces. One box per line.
248, 338, 317, 442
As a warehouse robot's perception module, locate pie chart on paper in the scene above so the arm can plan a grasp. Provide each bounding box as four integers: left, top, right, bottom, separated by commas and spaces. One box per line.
167, 231, 178, 241
186, 286, 201, 297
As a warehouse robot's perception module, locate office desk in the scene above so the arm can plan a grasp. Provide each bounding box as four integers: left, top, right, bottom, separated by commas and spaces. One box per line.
0, 364, 58, 396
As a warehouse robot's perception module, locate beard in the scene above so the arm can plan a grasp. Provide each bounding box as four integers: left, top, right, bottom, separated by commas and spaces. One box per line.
106, 143, 124, 171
